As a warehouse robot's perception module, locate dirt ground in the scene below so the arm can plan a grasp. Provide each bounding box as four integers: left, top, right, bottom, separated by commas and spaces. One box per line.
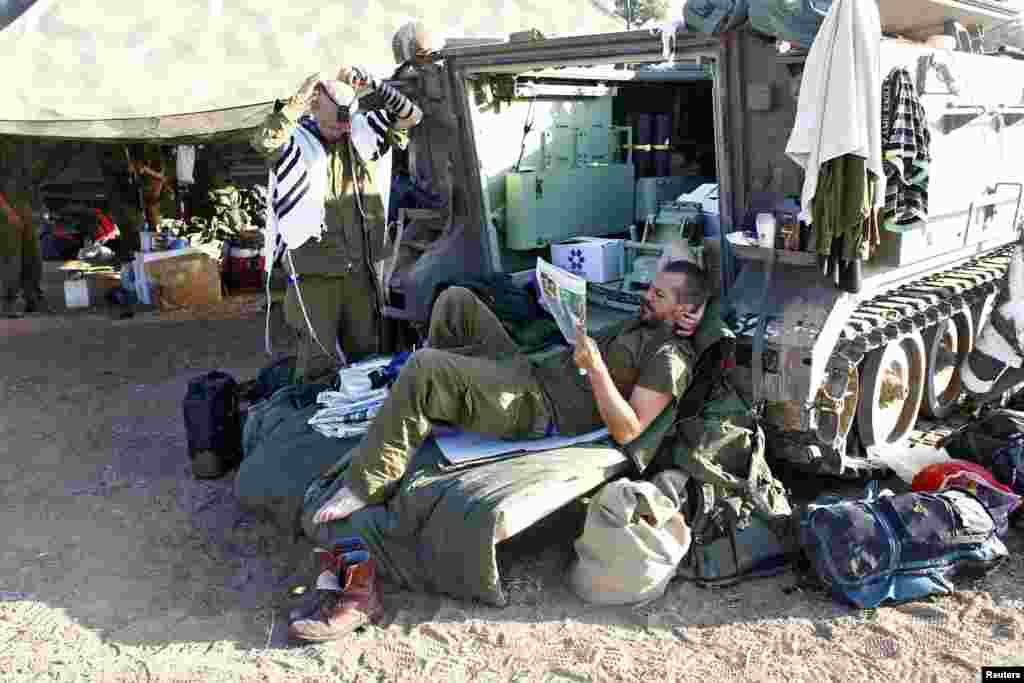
2, 266, 1024, 682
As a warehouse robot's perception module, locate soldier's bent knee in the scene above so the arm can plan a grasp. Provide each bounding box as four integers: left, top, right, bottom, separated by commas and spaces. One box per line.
406, 348, 465, 377
435, 286, 478, 310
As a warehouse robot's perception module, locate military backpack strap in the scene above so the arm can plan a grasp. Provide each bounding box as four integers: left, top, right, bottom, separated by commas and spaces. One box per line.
632, 338, 736, 477
674, 337, 735, 420
622, 400, 679, 475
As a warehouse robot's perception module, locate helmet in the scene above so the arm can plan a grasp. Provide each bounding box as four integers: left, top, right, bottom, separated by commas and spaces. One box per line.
392, 21, 436, 64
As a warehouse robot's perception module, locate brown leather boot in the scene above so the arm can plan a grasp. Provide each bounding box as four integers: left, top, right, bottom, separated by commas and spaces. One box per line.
288, 559, 384, 643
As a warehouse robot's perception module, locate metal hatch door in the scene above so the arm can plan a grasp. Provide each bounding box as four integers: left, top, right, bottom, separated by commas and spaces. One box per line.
440, 28, 729, 275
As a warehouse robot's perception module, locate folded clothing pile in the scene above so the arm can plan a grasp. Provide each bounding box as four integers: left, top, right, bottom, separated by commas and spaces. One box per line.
308, 390, 387, 439
308, 354, 411, 439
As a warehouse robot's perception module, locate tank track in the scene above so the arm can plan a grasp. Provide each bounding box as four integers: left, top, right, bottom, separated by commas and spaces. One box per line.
833, 246, 1014, 366
765, 244, 1017, 478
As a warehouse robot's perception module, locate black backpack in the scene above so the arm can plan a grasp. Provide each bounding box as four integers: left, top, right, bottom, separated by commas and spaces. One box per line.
183, 371, 243, 479
940, 408, 1024, 467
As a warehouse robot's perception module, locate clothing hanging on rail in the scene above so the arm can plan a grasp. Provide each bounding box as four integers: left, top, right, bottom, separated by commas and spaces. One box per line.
880, 67, 931, 232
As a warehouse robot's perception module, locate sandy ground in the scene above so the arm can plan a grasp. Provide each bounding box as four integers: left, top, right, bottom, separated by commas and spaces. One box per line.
1, 266, 1024, 682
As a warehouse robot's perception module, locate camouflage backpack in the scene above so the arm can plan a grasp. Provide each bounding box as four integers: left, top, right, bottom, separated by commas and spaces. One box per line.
800, 487, 1008, 609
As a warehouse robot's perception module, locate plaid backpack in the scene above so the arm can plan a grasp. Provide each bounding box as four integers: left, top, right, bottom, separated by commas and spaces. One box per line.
800, 486, 1008, 609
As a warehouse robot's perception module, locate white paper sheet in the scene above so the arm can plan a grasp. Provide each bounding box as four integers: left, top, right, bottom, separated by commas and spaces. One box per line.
434, 428, 610, 466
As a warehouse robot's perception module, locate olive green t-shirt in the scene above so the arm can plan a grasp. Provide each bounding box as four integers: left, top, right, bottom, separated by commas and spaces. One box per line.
531, 320, 696, 436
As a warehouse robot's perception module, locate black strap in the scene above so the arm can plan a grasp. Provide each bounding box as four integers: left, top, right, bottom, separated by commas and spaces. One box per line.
634, 340, 733, 477
676, 339, 734, 420
751, 250, 776, 417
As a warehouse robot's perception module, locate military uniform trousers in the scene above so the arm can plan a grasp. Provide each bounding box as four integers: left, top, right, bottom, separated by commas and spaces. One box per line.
283, 264, 384, 383
342, 286, 555, 504
0, 216, 43, 307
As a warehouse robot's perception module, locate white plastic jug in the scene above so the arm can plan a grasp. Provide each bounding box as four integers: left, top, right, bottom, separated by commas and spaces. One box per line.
755, 213, 776, 248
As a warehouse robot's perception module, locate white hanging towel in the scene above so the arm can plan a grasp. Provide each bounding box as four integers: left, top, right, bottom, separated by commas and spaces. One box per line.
175, 145, 196, 185
785, 0, 884, 216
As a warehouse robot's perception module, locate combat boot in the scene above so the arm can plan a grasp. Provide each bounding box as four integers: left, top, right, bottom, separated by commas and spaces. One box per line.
2, 298, 20, 318
23, 297, 52, 314
288, 558, 384, 643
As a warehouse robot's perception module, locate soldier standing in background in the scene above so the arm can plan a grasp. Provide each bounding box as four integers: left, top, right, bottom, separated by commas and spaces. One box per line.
0, 177, 48, 317
129, 144, 176, 230
100, 147, 145, 260
389, 22, 451, 214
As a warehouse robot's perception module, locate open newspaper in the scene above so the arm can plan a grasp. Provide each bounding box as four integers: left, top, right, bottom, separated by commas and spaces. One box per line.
536, 257, 587, 346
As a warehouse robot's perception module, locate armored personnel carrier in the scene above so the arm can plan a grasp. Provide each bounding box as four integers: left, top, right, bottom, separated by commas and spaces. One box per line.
382, 0, 1024, 477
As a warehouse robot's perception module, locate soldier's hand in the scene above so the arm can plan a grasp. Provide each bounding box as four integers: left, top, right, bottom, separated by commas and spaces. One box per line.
339, 65, 375, 92
673, 302, 706, 338
573, 324, 603, 374
294, 72, 323, 106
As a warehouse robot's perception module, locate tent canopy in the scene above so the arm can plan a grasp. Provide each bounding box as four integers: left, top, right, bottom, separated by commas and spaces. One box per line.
0, 0, 620, 142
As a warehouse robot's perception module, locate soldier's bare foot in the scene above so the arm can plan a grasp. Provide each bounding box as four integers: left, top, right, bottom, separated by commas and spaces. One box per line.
313, 485, 368, 524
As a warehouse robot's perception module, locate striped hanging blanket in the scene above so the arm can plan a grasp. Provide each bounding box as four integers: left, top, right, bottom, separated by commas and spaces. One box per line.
880, 68, 931, 232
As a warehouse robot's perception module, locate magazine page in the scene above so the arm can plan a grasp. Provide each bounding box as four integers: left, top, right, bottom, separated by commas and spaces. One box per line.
536, 257, 587, 346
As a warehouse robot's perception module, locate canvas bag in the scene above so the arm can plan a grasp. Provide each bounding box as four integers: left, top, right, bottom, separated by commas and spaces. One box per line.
570, 473, 692, 605
685, 0, 750, 36
748, 0, 834, 49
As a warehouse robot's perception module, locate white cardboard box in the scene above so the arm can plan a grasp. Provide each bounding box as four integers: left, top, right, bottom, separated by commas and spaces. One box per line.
551, 237, 625, 283
64, 279, 90, 308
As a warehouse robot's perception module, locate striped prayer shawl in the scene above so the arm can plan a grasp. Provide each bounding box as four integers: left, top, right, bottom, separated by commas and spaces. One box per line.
352, 108, 397, 163
273, 136, 311, 222
265, 119, 328, 260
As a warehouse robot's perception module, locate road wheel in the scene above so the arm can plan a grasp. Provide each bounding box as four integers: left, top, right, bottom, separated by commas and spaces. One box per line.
921, 313, 974, 419
857, 331, 926, 449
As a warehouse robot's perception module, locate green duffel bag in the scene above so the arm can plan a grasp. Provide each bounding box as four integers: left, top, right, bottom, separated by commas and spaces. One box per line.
748, 0, 833, 49
666, 409, 799, 587
675, 478, 797, 587
685, 0, 750, 36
